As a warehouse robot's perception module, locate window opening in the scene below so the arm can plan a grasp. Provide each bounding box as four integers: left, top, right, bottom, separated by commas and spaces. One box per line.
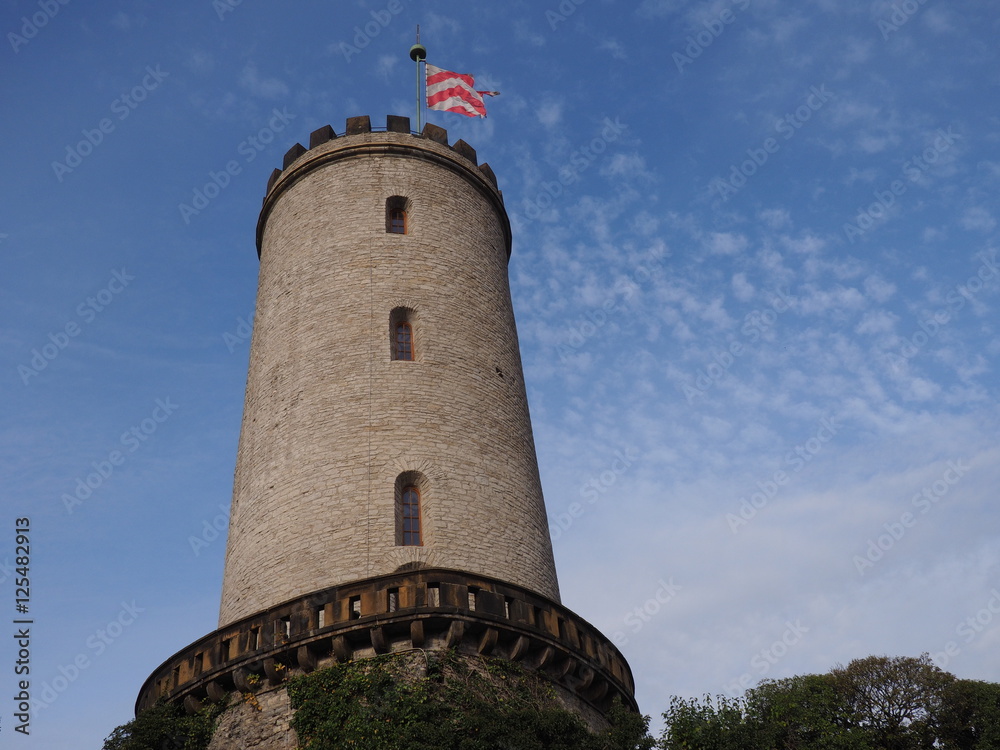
395, 322, 413, 361
389, 207, 406, 233
386, 196, 410, 234
401, 486, 422, 545
427, 583, 440, 607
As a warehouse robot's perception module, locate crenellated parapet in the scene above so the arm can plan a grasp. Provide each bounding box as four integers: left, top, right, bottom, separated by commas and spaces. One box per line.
137, 569, 635, 725
256, 115, 506, 257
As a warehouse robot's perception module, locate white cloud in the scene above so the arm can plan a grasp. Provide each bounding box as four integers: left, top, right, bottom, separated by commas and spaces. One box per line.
855, 309, 898, 335
599, 38, 627, 59
375, 54, 398, 81
863, 275, 897, 303
960, 207, 996, 233
758, 208, 791, 229
536, 100, 563, 128
184, 50, 215, 75
732, 273, 755, 302
636, 0, 688, 19
603, 153, 650, 179
111, 12, 134, 31
921, 7, 955, 34
704, 232, 749, 256
797, 284, 867, 315
238, 62, 289, 99
781, 233, 825, 255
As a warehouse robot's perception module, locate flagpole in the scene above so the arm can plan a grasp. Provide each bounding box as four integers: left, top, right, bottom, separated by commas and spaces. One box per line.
409, 26, 426, 132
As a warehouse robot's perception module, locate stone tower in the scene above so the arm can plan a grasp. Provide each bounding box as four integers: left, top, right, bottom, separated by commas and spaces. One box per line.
137, 116, 635, 745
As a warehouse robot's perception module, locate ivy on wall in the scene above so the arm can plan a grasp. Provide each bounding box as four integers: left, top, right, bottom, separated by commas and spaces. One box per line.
101, 651, 652, 750
287, 650, 653, 750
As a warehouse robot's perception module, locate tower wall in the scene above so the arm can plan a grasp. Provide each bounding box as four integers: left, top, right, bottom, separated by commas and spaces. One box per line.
219, 121, 559, 626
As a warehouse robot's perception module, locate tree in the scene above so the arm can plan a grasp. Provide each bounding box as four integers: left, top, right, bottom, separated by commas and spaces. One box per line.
102, 699, 225, 750
659, 655, 1000, 750
935, 679, 1000, 750
660, 693, 762, 750
746, 673, 873, 750
830, 654, 953, 749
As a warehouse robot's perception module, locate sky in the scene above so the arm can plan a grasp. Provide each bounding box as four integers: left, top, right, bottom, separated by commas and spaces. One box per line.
1, 0, 999, 747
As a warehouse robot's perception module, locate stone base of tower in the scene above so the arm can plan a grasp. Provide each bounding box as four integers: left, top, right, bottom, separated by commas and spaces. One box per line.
206, 683, 297, 749
137, 568, 635, 743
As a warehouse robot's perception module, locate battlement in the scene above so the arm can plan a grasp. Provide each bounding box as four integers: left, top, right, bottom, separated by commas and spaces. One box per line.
256, 115, 505, 255
137, 568, 635, 725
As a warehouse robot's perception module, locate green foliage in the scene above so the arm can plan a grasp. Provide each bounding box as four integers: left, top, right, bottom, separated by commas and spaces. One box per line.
935, 679, 1000, 750
829, 653, 954, 750
102, 698, 226, 750
287, 650, 653, 750
747, 674, 876, 750
659, 654, 1000, 750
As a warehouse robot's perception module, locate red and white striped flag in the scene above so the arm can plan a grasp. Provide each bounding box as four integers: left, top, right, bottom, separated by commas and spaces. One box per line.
425, 63, 498, 118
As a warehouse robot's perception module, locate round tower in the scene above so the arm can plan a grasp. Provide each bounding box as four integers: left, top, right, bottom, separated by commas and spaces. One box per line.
219, 114, 558, 626
135, 118, 635, 744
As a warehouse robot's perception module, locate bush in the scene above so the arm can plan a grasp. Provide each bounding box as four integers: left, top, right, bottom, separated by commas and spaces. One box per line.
102, 698, 226, 750
287, 650, 653, 750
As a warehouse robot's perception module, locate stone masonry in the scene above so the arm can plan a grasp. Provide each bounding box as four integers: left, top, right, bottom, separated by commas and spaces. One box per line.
219, 116, 559, 626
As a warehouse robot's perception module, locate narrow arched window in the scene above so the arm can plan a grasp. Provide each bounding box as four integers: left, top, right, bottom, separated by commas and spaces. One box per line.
400, 486, 422, 546
390, 307, 416, 361
389, 207, 406, 234
386, 196, 410, 234
394, 322, 413, 361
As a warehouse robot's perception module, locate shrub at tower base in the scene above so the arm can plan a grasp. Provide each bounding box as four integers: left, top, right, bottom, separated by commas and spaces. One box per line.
102, 698, 227, 750
287, 651, 653, 750
103, 651, 653, 750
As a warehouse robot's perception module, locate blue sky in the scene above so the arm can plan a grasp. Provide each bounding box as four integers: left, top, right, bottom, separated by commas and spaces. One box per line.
2, 0, 999, 746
